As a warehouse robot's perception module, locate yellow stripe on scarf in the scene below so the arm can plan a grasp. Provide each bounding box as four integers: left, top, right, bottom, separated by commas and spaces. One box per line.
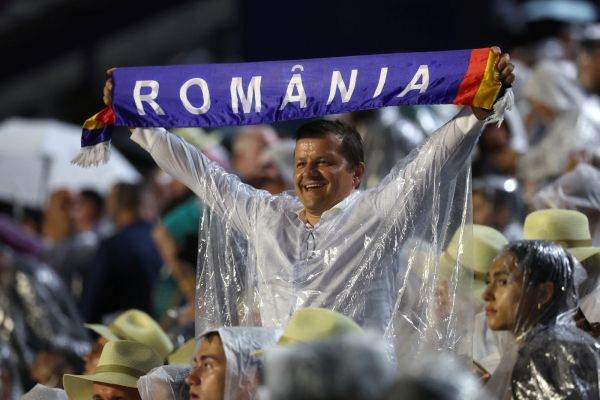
472, 51, 502, 110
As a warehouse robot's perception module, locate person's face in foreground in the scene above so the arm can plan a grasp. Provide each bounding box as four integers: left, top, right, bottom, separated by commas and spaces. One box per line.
483, 252, 523, 331
294, 133, 361, 217
186, 335, 226, 400
83, 337, 108, 374
92, 382, 141, 400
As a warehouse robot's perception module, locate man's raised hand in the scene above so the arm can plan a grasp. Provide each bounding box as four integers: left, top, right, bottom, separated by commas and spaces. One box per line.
102, 68, 116, 107
471, 46, 515, 120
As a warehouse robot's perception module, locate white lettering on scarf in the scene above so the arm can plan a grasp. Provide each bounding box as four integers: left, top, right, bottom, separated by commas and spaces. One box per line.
230, 76, 262, 114
133, 80, 165, 116
180, 78, 211, 114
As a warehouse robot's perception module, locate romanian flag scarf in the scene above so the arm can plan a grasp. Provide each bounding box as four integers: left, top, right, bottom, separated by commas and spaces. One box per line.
73, 47, 512, 167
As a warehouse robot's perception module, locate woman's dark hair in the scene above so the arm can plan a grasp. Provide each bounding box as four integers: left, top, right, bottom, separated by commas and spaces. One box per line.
295, 119, 364, 169
506, 240, 579, 320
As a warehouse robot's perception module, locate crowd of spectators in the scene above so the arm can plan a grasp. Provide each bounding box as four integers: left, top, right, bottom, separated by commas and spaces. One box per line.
2, 15, 600, 400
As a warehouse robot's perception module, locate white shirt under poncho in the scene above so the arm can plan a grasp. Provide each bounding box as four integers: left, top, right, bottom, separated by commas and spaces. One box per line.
130, 108, 482, 336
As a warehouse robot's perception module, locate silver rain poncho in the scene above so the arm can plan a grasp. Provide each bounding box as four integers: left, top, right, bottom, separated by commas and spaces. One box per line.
130, 107, 485, 361
138, 365, 191, 400
485, 241, 600, 400
262, 333, 395, 400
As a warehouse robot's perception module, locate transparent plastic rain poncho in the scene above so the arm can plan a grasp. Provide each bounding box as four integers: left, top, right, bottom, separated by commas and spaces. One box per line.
532, 163, 600, 323
130, 106, 486, 360
520, 78, 600, 183
533, 163, 600, 245
211, 327, 278, 400
138, 327, 280, 400
485, 241, 600, 400
138, 365, 191, 400
262, 333, 395, 400
21, 384, 67, 400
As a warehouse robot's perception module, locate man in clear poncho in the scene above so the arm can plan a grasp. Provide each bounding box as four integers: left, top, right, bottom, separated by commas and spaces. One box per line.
484, 241, 600, 399
102, 50, 515, 357
184, 327, 278, 400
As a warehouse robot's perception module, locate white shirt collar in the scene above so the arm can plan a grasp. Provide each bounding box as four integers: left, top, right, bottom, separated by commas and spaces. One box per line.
294, 190, 361, 221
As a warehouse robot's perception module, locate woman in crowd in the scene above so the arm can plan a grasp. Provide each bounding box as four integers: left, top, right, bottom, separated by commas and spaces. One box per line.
483, 240, 600, 399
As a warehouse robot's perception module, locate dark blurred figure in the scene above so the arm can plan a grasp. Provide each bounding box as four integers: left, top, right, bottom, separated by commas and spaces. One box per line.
578, 24, 600, 96
79, 183, 162, 323
473, 178, 525, 241
473, 122, 519, 177
44, 189, 105, 302
73, 190, 104, 234
0, 245, 89, 391
41, 190, 75, 251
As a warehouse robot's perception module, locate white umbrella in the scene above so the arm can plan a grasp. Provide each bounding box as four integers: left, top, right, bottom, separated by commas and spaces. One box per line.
0, 117, 140, 209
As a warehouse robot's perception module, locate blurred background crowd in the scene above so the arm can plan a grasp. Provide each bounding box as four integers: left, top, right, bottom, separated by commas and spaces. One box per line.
2, 0, 600, 398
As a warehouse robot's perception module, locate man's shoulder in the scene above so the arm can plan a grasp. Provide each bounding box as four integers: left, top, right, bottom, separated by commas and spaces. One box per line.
103, 221, 153, 246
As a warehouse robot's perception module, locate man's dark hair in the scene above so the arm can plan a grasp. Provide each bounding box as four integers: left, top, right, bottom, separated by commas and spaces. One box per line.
295, 119, 364, 169
112, 183, 142, 212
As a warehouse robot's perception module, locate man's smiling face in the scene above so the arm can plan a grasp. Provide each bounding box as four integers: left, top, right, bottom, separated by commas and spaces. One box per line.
294, 133, 363, 220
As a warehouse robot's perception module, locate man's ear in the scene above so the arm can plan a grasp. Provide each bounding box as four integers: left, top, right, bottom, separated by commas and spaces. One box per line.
353, 162, 366, 188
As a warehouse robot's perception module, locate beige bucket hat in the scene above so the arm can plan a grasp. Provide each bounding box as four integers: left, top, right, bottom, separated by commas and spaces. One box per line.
440, 225, 508, 300
523, 209, 600, 262
85, 309, 174, 359
63, 340, 162, 400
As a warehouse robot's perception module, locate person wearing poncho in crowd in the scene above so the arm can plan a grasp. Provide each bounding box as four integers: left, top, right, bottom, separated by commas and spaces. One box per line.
184, 327, 278, 400
438, 225, 510, 375
64, 340, 162, 400
135, 339, 197, 400
83, 309, 173, 373
484, 241, 600, 400
522, 209, 600, 337
102, 50, 515, 340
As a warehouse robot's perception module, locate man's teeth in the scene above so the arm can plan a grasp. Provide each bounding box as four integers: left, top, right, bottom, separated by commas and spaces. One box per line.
305, 183, 325, 189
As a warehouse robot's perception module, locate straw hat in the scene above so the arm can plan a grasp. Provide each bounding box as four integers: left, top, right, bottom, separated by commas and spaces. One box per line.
440, 225, 508, 300
85, 310, 174, 359
167, 339, 196, 365
253, 308, 363, 357
63, 340, 162, 400
277, 307, 363, 345
523, 209, 600, 262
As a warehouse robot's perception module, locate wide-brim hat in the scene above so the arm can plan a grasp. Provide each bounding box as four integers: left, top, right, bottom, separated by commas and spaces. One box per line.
64, 340, 162, 400
85, 309, 174, 359
167, 338, 197, 365
254, 308, 363, 357
523, 209, 600, 262
277, 307, 363, 345
439, 225, 508, 301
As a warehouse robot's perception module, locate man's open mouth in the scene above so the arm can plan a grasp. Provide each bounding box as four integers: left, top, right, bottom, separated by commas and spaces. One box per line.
304, 182, 326, 191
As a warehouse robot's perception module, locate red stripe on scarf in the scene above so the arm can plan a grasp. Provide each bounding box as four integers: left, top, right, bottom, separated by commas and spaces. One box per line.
453, 48, 489, 106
